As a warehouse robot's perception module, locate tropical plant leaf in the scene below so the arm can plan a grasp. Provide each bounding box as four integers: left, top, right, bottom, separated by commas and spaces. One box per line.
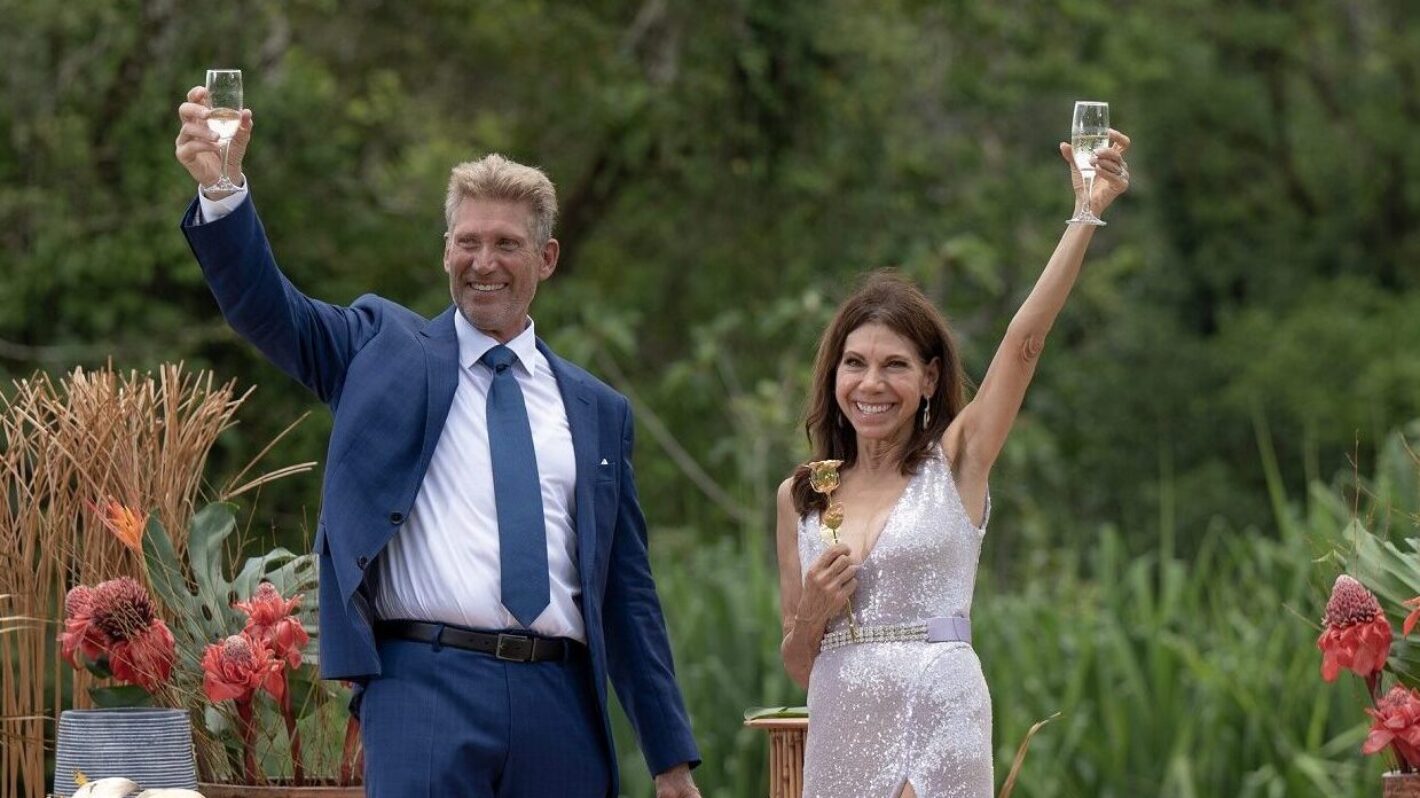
187, 502, 242, 632
141, 514, 206, 647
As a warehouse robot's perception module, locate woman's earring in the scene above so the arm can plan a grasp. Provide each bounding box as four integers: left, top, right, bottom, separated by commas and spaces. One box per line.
920, 400, 931, 430
837, 411, 844, 428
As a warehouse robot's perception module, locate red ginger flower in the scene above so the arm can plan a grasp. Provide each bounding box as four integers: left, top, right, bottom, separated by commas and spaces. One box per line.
90, 577, 174, 691
58, 578, 174, 691
1404, 597, 1420, 637
1363, 686, 1420, 769
1318, 575, 1393, 683
58, 585, 109, 669
89, 578, 156, 641
234, 582, 309, 669
108, 617, 176, 692
202, 633, 285, 704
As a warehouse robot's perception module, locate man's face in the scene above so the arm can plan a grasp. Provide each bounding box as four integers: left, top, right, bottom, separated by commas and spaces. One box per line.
443, 198, 559, 342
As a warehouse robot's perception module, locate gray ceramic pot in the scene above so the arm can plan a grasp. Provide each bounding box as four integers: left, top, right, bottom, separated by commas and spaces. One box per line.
52, 707, 196, 796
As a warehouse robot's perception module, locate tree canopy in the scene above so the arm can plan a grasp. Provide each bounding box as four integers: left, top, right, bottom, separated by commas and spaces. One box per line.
3, 0, 1417, 557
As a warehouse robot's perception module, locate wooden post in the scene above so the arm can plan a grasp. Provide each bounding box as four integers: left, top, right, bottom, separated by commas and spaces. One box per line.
1385, 773, 1420, 798
744, 717, 809, 798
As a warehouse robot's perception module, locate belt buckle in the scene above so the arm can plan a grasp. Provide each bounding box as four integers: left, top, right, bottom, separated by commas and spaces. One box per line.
495, 633, 534, 662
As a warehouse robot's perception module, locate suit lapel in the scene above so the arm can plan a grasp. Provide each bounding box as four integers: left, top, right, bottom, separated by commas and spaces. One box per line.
418, 307, 461, 470
539, 339, 600, 598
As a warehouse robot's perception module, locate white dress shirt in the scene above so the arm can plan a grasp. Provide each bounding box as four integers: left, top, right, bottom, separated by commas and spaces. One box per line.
197, 185, 585, 641
373, 313, 583, 640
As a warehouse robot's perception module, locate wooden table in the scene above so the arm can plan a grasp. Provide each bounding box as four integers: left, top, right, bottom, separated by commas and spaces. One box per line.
743, 717, 809, 798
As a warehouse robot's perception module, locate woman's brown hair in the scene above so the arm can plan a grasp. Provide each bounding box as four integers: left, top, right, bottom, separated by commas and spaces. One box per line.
790, 270, 968, 517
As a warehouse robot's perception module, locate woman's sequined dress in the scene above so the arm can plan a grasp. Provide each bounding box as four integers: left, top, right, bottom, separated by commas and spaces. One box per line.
797, 446, 992, 798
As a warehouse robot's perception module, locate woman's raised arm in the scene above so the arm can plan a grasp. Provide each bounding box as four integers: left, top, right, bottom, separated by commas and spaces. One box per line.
946, 130, 1132, 493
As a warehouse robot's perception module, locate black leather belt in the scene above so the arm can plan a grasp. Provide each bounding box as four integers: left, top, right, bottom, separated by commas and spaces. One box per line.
375, 620, 576, 663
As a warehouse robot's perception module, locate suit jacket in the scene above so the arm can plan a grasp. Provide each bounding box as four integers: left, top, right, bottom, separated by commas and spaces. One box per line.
181, 196, 700, 784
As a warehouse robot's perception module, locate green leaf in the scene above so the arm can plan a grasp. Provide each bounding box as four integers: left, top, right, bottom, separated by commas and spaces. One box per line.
742, 706, 808, 721
140, 513, 212, 652
188, 502, 241, 629
88, 685, 156, 708
231, 549, 304, 600
204, 704, 234, 739
141, 513, 198, 619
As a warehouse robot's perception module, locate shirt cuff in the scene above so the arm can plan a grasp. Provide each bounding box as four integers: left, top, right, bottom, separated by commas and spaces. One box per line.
196, 179, 250, 223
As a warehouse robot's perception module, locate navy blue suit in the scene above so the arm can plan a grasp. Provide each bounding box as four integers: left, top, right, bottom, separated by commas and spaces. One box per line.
182, 196, 699, 794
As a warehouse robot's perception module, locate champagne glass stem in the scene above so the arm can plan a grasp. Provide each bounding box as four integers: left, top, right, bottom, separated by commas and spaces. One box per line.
219, 139, 232, 187
1081, 171, 1095, 220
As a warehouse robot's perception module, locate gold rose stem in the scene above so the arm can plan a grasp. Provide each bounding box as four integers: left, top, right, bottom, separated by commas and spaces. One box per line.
826, 487, 861, 642
809, 459, 859, 642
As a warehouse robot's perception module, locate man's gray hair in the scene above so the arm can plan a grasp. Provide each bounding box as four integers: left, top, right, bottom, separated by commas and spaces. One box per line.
444, 154, 558, 244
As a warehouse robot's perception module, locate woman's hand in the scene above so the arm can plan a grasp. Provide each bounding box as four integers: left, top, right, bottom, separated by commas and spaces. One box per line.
796, 543, 859, 627
1060, 128, 1131, 216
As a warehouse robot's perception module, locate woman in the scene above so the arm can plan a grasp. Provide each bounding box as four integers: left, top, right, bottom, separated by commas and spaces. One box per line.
775, 130, 1131, 797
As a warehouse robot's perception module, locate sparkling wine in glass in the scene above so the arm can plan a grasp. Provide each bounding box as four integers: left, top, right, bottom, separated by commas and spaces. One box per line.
204, 69, 243, 191
1067, 100, 1109, 226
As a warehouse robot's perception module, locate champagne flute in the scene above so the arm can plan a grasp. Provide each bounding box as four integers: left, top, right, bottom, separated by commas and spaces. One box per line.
1067, 100, 1109, 226
204, 69, 243, 191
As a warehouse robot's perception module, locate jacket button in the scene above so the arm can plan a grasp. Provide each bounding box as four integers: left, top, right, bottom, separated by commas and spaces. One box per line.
356, 556, 369, 569
389, 511, 404, 524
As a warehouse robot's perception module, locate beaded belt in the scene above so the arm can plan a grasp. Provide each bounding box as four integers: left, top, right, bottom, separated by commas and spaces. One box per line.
819, 616, 971, 652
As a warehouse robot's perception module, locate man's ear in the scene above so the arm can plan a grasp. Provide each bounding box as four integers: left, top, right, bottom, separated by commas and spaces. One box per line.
540, 238, 560, 280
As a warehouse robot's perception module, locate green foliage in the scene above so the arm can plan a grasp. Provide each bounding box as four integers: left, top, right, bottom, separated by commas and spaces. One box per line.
142, 504, 318, 672
3, 1, 1417, 548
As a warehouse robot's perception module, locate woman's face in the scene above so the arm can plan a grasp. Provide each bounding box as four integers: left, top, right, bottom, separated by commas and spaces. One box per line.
834, 322, 938, 443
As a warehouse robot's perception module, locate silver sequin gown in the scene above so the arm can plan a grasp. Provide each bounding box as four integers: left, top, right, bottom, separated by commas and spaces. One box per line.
798, 446, 992, 798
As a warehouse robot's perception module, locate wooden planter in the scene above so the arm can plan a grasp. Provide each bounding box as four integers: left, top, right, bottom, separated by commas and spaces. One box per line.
198, 784, 363, 797
744, 717, 808, 798
1385, 772, 1420, 798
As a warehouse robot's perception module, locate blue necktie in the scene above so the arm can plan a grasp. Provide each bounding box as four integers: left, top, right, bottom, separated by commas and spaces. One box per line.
480, 345, 549, 627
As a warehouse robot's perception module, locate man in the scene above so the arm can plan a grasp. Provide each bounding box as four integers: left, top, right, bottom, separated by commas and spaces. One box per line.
174, 86, 701, 797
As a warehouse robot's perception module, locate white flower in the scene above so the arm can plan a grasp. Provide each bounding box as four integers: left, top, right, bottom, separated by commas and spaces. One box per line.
72, 778, 138, 798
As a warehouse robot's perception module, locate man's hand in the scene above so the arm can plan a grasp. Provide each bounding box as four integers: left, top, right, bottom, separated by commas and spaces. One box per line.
653, 763, 701, 798
174, 85, 253, 195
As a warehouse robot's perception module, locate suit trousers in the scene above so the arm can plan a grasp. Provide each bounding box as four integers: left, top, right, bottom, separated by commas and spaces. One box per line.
361, 634, 612, 797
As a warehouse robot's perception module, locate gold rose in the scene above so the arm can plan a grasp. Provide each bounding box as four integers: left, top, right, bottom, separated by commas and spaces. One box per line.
807, 459, 859, 640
